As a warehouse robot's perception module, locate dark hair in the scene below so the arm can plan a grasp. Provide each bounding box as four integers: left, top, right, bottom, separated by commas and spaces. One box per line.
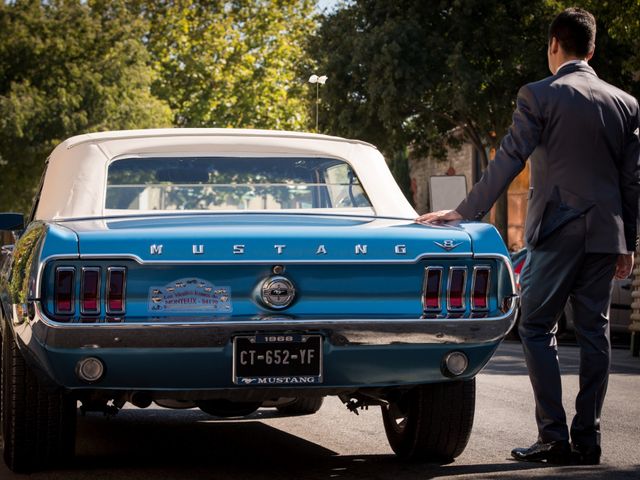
549, 8, 596, 57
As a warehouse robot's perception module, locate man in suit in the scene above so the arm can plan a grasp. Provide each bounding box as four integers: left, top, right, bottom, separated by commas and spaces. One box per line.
417, 8, 640, 465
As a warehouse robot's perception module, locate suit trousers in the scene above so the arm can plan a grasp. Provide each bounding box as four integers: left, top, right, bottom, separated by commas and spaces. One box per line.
518, 216, 617, 446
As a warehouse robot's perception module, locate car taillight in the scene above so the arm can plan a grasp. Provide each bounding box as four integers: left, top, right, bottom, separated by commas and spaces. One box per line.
471, 267, 490, 311
447, 267, 467, 311
513, 257, 525, 291
55, 267, 75, 315
423, 267, 443, 311
107, 267, 126, 314
81, 267, 101, 314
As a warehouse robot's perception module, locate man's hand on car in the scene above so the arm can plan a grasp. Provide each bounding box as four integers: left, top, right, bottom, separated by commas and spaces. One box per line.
415, 209, 463, 225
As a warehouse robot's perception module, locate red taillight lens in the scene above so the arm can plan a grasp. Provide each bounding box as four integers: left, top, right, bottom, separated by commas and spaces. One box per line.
472, 267, 490, 311
81, 268, 101, 314
513, 257, 525, 291
55, 267, 75, 315
513, 258, 525, 276
447, 267, 467, 311
107, 267, 126, 314
423, 267, 442, 311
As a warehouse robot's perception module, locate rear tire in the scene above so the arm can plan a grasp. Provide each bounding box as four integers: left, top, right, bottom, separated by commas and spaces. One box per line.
276, 396, 324, 415
507, 310, 521, 341
1, 327, 77, 473
382, 379, 475, 462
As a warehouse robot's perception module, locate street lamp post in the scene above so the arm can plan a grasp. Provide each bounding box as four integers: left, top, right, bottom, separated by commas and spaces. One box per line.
308, 74, 327, 132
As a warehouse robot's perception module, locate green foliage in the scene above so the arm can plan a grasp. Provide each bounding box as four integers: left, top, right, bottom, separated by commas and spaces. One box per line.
2, 0, 637, 219
561, 0, 640, 99
388, 148, 412, 205
0, 0, 173, 215
311, 0, 640, 166
0, 1, 317, 215
143, 0, 316, 130
310, 0, 552, 163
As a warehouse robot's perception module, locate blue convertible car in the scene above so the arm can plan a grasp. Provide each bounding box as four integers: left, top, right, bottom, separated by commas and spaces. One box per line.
0, 129, 516, 472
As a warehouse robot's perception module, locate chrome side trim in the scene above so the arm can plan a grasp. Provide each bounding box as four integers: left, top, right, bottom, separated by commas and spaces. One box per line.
446, 266, 467, 312
35, 254, 81, 300
30, 297, 518, 348
106, 267, 127, 315
77, 252, 473, 265
36, 254, 515, 310
422, 267, 443, 312
34, 252, 476, 300
471, 266, 491, 312
473, 253, 516, 292
80, 267, 101, 315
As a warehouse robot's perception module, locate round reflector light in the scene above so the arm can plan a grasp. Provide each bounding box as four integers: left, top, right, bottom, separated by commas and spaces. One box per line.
76, 357, 105, 383
443, 351, 469, 377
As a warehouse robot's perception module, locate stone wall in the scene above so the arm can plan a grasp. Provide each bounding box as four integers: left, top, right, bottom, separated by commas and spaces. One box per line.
408, 142, 474, 214
507, 164, 529, 251
407, 140, 528, 252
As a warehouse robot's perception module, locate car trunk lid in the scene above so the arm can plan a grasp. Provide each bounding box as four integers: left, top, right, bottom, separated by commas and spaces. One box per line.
42, 214, 482, 322
65, 213, 472, 261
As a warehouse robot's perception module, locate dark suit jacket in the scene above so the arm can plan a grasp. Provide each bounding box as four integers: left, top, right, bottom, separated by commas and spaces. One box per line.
456, 62, 640, 253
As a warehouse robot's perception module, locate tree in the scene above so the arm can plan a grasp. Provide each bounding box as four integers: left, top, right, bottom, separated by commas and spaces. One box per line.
311, 1, 550, 160
563, 0, 640, 99
310, 0, 552, 235
311, 0, 640, 236
0, 0, 172, 214
143, 0, 316, 130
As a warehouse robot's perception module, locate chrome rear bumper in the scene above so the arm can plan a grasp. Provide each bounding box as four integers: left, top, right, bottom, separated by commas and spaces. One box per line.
28, 298, 518, 349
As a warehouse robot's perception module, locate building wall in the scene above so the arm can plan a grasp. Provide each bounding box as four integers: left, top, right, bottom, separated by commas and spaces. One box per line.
507, 163, 529, 251
408, 142, 474, 214
407, 141, 528, 252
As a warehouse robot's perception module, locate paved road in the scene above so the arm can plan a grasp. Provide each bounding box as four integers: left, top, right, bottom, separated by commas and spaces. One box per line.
1, 341, 638, 479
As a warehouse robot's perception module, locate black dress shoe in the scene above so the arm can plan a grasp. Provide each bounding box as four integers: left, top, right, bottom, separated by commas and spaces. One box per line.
571, 443, 601, 465
511, 440, 572, 464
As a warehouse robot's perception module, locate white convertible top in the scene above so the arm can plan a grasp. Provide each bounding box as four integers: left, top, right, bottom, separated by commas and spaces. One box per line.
36, 128, 417, 220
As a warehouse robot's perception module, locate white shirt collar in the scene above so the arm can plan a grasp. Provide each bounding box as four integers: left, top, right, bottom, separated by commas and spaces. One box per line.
555, 59, 589, 74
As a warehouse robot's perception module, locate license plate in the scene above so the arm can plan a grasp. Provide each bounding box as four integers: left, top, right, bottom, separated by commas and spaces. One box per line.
233, 334, 323, 385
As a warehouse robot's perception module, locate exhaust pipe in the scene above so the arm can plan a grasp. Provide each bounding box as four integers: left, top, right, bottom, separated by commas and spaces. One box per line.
129, 391, 152, 409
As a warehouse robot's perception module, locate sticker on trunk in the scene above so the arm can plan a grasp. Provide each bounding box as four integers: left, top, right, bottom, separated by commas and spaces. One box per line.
148, 278, 232, 313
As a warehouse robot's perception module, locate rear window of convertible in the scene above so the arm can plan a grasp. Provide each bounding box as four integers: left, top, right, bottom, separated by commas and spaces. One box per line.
105, 157, 372, 211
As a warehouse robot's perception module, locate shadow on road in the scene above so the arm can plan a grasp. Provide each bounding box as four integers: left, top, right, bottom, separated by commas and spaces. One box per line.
482, 341, 640, 376
73, 409, 335, 467
2, 408, 637, 479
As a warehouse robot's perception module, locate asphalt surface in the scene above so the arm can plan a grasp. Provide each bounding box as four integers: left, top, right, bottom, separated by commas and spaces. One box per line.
1, 341, 639, 479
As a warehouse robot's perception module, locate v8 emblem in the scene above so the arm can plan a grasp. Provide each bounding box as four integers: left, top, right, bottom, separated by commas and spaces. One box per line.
434, 240, 462, 251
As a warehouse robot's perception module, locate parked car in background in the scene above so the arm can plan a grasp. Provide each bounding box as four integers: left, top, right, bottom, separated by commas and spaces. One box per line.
0, 129, 517, 472
510, 248, 631, 336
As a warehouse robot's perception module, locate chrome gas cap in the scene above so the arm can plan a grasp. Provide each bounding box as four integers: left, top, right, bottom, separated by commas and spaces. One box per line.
260, 276, 296, 309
